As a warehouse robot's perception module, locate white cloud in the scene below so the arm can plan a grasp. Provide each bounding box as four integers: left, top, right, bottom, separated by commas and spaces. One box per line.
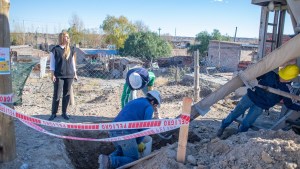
214, 0, 223, 2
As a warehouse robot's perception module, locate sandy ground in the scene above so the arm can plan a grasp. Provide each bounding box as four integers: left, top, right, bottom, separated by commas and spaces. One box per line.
1, 72, 300, 169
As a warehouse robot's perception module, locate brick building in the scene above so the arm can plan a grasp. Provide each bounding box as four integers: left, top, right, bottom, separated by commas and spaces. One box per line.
206, 40, 257, 72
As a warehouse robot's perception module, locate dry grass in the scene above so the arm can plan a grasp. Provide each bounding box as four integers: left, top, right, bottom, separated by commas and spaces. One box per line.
155, 76, 169, 86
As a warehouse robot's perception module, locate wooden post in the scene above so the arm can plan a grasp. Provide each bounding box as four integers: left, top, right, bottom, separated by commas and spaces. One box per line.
175, 66, 179, 84
194, 50, 200, 102
0, 0, 17, 162
257, 6, 269, 61
176, 97, 192, 163
69, 86, 75, 106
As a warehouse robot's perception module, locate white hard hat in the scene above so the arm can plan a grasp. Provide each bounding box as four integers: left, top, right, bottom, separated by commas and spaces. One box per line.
147, 90, 161, 107
129, 72, 142, 89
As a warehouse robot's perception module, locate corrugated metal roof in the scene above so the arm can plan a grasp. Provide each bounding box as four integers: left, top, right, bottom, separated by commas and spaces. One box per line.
82, 49, 117, 55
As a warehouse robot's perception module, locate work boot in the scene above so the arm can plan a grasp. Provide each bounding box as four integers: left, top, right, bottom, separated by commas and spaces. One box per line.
216, 128, 225, 137
98, 154, 110, 169
61, 113, 70, 120
48, 114, 57, 121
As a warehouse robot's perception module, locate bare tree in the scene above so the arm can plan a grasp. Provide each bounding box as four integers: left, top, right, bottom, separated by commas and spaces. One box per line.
133, 20, 150, 32
68, 13, 85, 45
68, 13, 84, 32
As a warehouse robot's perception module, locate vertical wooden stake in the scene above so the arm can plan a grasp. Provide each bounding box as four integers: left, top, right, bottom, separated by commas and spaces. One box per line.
194, 50, 200, 102
0, 0, 16, 162
175, 66, 178, 84
176, 97, 192, 163
69, 85, 75, 106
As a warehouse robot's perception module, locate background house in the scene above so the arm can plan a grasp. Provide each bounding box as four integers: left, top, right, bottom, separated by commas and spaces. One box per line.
206, 40, 257, 72
75, 48, 118, 64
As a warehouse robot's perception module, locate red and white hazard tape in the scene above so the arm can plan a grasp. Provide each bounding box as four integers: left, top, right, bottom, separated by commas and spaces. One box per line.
21, 119, 179, 142
0, 103, 190, 131
0, 94, 13, 103
0, 95, 190, 142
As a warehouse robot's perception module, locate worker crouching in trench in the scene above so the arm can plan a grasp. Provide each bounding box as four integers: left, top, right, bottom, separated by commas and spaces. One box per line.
98, 90, 162, 169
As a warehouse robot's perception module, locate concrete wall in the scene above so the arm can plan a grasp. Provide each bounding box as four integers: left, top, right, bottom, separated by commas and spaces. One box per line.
171, 49, 189, 56
157, 56, 193, 68
207, 41, 241, 72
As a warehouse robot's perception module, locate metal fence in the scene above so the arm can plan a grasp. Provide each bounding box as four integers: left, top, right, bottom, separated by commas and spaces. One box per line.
12, 52, 228, 120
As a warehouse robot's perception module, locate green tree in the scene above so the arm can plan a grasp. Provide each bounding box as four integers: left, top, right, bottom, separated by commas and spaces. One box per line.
121, 31, 172, 61
189, 29, 230, 56
100, 15, 137, 49
211, 29, 222, 40
211, 29, 230, 41
188, 31, 211, 56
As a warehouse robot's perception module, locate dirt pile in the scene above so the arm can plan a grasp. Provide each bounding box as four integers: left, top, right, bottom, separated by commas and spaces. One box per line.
133, 129, 300, 169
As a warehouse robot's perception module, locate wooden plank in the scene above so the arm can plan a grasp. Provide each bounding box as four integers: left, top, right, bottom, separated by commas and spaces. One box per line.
176, 97, 192, 163
0, 0, 16, 162
116, 150, 160, 169
270, 110, 300, 130
257, 84, 300, 102
194, 50, 200, 102
251, 0, 287, 6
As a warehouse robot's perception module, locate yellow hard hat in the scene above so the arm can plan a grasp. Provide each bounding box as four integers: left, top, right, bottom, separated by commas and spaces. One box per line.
278, 64, 300, 81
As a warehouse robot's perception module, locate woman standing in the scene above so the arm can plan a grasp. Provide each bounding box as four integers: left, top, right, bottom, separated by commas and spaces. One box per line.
48, 32, 77, 121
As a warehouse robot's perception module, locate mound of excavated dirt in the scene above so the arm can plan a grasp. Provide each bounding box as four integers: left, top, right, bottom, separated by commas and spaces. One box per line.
132, 130, 300, 169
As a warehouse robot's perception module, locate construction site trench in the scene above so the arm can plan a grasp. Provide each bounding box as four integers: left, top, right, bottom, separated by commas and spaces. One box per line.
63, 130, 201, 169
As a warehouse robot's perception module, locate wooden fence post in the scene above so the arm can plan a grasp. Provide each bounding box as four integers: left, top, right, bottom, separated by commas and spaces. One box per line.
194, 50, 200, 102
176, 97, 192, 163
0, 0, 17, 162
175, 66, 178, 84
69, 86, 75, 106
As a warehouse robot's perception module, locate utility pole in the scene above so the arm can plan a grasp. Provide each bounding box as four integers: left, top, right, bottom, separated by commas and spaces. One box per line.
0, 0, 16, 162
194, 50, 200, 102
158, 27, 161, 37
175, 28, 176, 37
234, 26, 237, 42
22, 20, 25, 45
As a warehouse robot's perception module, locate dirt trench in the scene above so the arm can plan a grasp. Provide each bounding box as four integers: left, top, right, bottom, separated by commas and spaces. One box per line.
63, 130, 201, 169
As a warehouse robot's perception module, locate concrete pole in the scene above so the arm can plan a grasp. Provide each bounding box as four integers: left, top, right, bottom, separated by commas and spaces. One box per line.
0, 0, 17, 162
194, 50, 200, 102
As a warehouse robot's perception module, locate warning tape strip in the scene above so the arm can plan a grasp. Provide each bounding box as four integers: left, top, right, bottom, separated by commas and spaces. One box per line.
0, 94, 13, 103
20, 119, 179, 142
0, 103, 190, 131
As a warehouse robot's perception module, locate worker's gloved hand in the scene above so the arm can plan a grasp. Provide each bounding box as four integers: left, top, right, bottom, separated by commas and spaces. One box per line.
138, 142, 146, 152
248, 79, 258, 88
153, 108, 162, 119
238, 71, 258, 90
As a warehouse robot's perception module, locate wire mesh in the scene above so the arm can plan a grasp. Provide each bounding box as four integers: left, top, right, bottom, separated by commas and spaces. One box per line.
12, 51, 231, 120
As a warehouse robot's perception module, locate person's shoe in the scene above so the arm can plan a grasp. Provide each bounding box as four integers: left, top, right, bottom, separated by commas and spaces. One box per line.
48, 114, 56, 121
98, 154, 110, 169
216, 128, 225, 137
61, 113, 70, 120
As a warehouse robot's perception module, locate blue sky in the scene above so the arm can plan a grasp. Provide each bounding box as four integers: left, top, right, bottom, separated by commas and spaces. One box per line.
9, 0, 294, 38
